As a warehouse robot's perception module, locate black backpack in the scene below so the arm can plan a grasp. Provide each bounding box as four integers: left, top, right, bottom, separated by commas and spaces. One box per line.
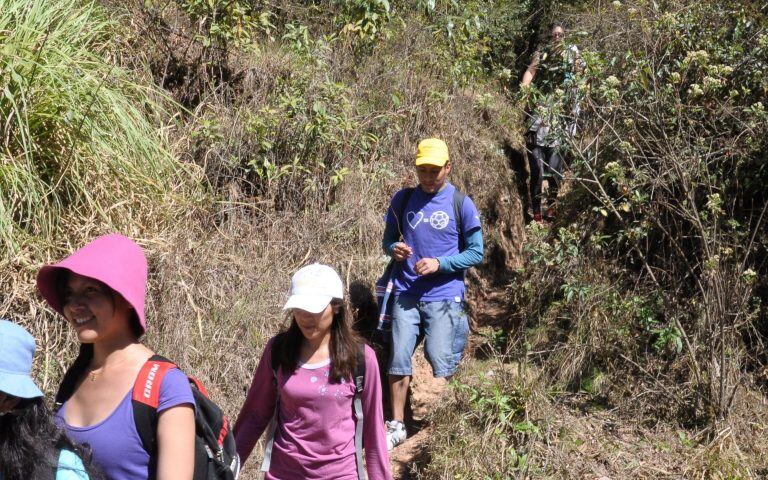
263, 335, 367, 479
56, 355, 240, 480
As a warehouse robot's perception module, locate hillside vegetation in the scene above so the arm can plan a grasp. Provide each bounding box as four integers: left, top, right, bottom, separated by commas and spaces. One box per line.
424, 0, 768, 478
1, 0, 526, 472
2, 0, 767, 478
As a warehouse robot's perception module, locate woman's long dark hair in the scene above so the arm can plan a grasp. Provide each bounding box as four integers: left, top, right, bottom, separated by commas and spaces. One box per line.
275, 299, 364, 383
0, 397, 101, 480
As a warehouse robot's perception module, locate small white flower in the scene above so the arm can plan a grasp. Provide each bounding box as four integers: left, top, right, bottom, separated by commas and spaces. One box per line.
743, 268, 757, 284
688, 83, 704, 97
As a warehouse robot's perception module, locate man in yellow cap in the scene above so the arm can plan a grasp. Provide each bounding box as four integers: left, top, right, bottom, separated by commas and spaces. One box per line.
380, 138, 484, 450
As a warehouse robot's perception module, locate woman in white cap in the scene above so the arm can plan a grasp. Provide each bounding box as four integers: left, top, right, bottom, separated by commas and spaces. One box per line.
0, 319, 96, 480
233, 263, 391, 480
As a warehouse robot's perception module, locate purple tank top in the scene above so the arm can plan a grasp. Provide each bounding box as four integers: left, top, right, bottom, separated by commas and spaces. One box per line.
56, 368, 194, 480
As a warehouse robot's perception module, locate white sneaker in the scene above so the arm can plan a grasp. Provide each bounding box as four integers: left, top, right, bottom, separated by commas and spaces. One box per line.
386, 420, 407, 450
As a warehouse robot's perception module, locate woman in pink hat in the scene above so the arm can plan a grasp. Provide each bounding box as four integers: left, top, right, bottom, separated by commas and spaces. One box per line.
234, 263, 391, 480
37, 234, 195, 480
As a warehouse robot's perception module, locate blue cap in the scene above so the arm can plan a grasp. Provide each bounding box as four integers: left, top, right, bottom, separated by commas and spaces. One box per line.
0, 320, 44, 399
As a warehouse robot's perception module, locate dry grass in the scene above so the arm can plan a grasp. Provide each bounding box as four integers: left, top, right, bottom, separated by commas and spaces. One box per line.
1, 6, 524, 480
420, 355, 768, 479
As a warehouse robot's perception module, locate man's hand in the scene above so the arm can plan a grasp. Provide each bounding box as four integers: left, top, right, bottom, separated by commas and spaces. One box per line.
392, 242, 413, 262
414, 258, 440, 276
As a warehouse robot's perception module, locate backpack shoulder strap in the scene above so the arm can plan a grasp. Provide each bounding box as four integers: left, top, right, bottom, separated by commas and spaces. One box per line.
354, 343, 366, 394
131, 355, 178, 460
353, 343, 367, 480
394, 187, 415, 239
261, 336, 283, 474
452, 188, 467, 252
55, 345, 94, 410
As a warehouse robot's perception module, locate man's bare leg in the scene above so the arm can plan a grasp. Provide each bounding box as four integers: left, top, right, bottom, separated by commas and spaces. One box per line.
389, 374, 410, 422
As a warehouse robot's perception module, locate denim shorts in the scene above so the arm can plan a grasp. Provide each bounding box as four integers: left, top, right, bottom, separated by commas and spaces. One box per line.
387, 295, 470, 378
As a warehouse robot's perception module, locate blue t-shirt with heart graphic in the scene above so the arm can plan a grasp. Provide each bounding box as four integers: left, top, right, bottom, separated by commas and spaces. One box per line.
385, 183, 481, 301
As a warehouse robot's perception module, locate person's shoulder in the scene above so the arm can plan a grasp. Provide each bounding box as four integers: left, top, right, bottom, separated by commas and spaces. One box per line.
160, 366, 193, 395
157, 364, 194, 411
56, 449, 89, 480
392, 187, 415, 202
362, 343, 376, 360
452, 187, 477, 207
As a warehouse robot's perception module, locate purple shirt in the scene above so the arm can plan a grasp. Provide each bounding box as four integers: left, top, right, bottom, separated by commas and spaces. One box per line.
234, 339, 391, 480
56, 368, 194, 480
386, 183, 482, 300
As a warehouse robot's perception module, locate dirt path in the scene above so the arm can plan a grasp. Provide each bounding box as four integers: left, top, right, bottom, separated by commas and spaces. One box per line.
389, 347, 448, 479
386, 271, 513, 478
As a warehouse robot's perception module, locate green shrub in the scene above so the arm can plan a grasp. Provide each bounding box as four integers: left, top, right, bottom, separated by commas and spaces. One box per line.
417, 0, 532, 85
336, 0, 393, 43
0, 0, 197, 260
558, 0, 768, 425
424, 366, 539, 478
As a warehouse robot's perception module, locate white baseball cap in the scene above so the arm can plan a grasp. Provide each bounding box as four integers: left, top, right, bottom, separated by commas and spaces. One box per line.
282, 263, 344, 314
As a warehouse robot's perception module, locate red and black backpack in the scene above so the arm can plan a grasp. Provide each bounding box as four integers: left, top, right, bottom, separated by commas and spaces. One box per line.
56, 354, 240, 480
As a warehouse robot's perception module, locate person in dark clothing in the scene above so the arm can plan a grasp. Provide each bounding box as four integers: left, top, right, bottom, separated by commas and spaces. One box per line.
521, 23, 582, 222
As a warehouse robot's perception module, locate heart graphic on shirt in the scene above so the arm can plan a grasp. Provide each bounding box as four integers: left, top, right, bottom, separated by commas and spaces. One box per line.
406, 211, 424, 229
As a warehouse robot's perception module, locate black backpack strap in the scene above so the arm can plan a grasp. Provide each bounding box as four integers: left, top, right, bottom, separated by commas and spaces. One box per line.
352, 343, 366, 480
55, 344, 94, 411
392, 187, 415, 240
452, 188, 467, 252
354, 343, 366, 393
131, 354, 178, 478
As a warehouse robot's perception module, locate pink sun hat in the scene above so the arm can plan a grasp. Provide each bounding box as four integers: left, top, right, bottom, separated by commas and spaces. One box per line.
36, 233, 149, 334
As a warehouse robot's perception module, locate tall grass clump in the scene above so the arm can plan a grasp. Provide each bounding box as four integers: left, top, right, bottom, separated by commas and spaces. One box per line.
0, 0, 197, 261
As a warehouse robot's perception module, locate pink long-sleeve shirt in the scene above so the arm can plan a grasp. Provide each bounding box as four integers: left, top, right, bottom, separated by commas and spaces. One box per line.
233, 338, 392, 480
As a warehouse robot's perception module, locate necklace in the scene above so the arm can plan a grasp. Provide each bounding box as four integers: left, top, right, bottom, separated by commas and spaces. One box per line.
87, 353, 132, 381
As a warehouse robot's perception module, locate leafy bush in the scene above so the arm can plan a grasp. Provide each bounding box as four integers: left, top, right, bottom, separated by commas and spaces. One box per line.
551, 0, 767, 426
424, 366, 539, 478
416, 0, 533, 85
336, 0, 393, 43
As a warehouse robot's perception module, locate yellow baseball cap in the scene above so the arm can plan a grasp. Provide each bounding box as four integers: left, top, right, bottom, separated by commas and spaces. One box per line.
415, 138, 449, 167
